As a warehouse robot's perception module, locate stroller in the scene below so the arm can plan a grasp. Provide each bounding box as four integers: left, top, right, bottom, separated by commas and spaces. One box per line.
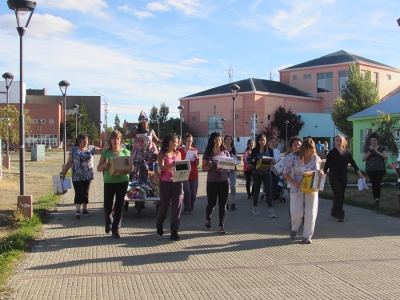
260, 174, 286, 203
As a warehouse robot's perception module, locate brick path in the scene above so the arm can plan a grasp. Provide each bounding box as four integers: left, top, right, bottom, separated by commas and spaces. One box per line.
4, 156, 400, 299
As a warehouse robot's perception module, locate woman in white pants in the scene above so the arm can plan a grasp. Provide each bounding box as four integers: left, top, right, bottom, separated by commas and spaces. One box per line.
282, 138, 323, 244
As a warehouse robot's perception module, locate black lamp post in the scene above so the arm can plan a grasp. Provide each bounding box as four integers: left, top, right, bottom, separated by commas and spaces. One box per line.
58, 80, 70, 166
178, 105, 184, 137
285, 120, 289, 150
230, 84, 240, 144
38, 119, 42, 144
397, 18, 400, 26
221, 117, 226, 136
73, 104, 79, 139
2, 72, 14, 158
156, 114, 160, 138
7, 0, 36, 196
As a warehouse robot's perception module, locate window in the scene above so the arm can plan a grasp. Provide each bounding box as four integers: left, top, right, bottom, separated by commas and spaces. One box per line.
49, 119, 54, 124
387, 74, 392, 80
39, 119, 46, 124
207, 116, 223, 136
250, 114, 258, 141
361, 70, 370, 77
293, 75, 297, 80
267, 114, 271, 120
317, 72, 333, 93
303, 74, 311, 80
373, 72, 379, 88
339, 70, 349, 94
33, 119, 38, 124
236, 115, 240, 120
192, 117, 196, 122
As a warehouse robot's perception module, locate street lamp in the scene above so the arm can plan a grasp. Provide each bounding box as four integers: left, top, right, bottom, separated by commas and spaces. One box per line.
156, 114, 160, 138
230, 84, 240, 144
58, 80, 70, 167
38, 119, 42, 144
73, 104, 79, 139
2, 72, 14, 159
221, 117, 226, 136
285, 120, 289, 150
178, 105, 184, 138
8, 0, 36, 197
397, 18, 400, 26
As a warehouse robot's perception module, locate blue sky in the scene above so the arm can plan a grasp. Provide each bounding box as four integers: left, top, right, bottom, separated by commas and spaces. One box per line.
1, 0, 400, 125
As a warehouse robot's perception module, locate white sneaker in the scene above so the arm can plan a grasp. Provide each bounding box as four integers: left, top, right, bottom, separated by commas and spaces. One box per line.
269, 210, 276, 218
252, 207, 260, 215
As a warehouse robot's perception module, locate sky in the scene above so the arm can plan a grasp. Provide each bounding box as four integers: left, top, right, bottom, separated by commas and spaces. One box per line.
1, 0, 400, 125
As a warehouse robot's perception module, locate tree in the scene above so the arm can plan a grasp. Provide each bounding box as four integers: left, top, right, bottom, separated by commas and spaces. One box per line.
369, 111, 400, 160
264, 123, 281, 142
159, 102, 169, 124
113, 114, 126, 134
0, 105, 31, 146
159, 117, 193, 140
267, 106, 304, 141
149, 105, 159, 125
332, 63, 380, 139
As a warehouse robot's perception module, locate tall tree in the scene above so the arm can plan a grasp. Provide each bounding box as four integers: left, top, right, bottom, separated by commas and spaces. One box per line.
0, 105, 31, 145
149, 105, 159, 125
159, 117, 193, 139
66, 99, 100, 142
113, 114, 126, 134
159, 102, 169, 124
331, 63, 380, 139
268, 106, 304, 141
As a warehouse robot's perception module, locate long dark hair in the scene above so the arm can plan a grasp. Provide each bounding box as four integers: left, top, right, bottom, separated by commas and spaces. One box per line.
245, 139, 254, 152
254, 134, 269, 154
160, 133, 177, 155
224, 134, 234, 148
75, 134, 88, 146
205, 132, 226, 155
286, 135, 302, 154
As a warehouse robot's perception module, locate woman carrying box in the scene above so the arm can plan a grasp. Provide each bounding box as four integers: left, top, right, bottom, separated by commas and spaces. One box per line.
243, 139, 255, 199
97, 130, 132, 238
224, 134, 238, 211
250, 134, 276, 218
156, 133, 182, 241
283, 138, 323, 244
202, 132, 231, 233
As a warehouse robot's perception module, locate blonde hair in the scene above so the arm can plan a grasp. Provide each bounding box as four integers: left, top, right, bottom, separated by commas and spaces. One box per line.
335, 134, 347, 149
298, 138, 316, 163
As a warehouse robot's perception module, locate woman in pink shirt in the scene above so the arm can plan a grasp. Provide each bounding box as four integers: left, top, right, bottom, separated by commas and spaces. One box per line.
156, 133, 182, 241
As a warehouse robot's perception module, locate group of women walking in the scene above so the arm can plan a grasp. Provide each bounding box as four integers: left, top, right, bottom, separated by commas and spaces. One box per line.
63, 109, 391, 244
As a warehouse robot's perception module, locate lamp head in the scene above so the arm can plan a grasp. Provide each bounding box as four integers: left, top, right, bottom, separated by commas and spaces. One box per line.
73, 104, 79, 111
38, 119, 42, 124
230, 84, 240, 98
178, 105, 184, 114
285, 120, 289, 125
398, 18, 400, 26
221, 118, 226, 125
156, 114, 160, 121
58, 80, 70, 95
2, 72, 14, 88
7, 0, 36, 28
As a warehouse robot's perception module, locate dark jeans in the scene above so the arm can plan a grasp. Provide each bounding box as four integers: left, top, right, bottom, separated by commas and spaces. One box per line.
72, 180, 91, 205
252, 172, 273, 208
182, 179, 198, 211
244, 170, 254, 197
206, 181, 229, 227
156, 181, 182, 232
367, 171, 385, 199
104, 181, 129, 233
271, 172, 279, 199
329, 171, 347, 217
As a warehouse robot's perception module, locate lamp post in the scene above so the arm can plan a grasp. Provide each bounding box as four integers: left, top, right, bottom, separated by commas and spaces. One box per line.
73, 104, 79, 139
230, 84, 240, 144
38, 119, 42, 144
397, 18, 400, 26
8, 0, 36, 197
221, 117, 226, 136
285, 120, 289, 150
58, 80, 70, 166
2, 72, 14, 160
156, 114, 160, 138
178, 105, 184, 138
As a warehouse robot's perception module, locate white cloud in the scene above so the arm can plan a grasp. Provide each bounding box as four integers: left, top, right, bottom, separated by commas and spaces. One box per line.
167, 0, 202, 15
40, 0, 109, 18
185, 58, 209, 64
0, 13, 76, 39
250, 0, 263, 12
117, 5, 154, 19
146, 2, 171, 12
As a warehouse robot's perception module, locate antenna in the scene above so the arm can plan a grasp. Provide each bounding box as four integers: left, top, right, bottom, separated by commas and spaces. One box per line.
227, 66, 234, 83
269, 59, 273, 81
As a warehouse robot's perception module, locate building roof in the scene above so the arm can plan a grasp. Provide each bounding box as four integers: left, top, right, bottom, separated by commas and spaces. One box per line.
182, 78, 318, 99
348, 93, 400, 119
283, 50, 397, 71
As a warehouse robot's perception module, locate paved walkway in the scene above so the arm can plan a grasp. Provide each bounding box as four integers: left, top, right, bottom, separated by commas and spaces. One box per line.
5, 156, 400, 299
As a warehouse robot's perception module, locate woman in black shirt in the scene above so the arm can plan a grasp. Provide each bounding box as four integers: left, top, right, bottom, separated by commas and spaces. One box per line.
323, 135, 364, 222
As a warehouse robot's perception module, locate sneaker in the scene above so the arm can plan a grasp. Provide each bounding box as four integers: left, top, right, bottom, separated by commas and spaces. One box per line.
112, 231, 121, 238
338, 216, 344, 222
226, 203, 230, 210
269, 210, 276, 218
75, 210, 80, 219
205, 220, 211, 229
231, 203, 236, 211
188, 209, 193, 214
82, 210, 90, 216
105, 224, 112, 234
252, 207, 260, 216
170, 231, 180, 241
290, 230, 297, 239
218, 226, 225, 234
374, 199, 380, 206
248, 194, 252, 199
302, 238, 312, 244
157, 224, 164, 236
183, 209, 189, 214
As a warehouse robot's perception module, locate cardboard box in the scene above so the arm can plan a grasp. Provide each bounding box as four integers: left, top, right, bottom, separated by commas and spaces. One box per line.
217, 156, 236, 170
256, 156, 273, 171
173, 160, 191, 182
109, 156, 133, 176
52, 175, 67, 195
301, 171, 326, 193
272, 161, 285, 175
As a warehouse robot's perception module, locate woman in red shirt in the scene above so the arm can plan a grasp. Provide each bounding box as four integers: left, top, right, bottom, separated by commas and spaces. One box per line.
178, 133, 200, 214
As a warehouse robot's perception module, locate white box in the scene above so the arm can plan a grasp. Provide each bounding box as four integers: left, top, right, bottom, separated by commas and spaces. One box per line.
52, 175, 67, 195
272, 161, 285, 175
173, 160, 191, 182
217, 156, 236, 170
